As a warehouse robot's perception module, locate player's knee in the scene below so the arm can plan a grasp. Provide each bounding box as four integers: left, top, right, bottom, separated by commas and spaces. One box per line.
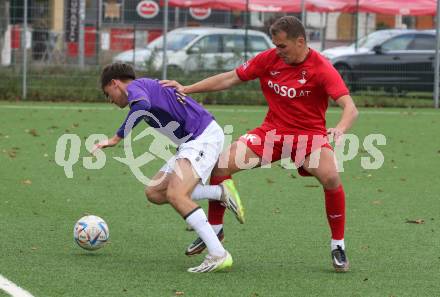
145, 187, 165, 205
321, 173, 341, 189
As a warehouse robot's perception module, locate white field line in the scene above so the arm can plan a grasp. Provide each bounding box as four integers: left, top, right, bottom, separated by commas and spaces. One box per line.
0, 104, 438, 115
0, 275, 35, 297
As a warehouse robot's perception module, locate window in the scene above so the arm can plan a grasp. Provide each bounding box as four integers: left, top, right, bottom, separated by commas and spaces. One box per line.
408, 34, 435, 50
382, 34, 414, 51
249, 36, 270, 51
356, 30, 400, 49
190, 35, 221, 53
223, 34, 269, 53
223, 35, 245, 53
148, 33, 198, 51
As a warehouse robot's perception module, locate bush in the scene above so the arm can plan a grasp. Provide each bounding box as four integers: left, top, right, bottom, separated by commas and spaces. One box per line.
0, 66, 435, 108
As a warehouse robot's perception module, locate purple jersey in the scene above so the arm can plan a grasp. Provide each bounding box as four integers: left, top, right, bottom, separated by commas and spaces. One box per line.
116, 78, 214, 144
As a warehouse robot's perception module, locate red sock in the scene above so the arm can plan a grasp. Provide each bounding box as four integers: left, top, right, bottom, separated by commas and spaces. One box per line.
207, 175, 231, 225
324, 185, 345, 240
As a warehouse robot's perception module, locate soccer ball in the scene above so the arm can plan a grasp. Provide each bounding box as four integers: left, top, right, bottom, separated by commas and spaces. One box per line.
73, 215, 109, 251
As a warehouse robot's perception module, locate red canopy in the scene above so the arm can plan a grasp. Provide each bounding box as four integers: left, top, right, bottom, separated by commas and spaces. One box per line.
307, 0, 437, 15
306, 0, 353, 13
166, 0, 437, 15
357, 0, 437, 16
166, 0, 301, 12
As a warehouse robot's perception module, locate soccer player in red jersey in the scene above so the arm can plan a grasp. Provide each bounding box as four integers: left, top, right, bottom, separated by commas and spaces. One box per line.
161, 16, 358, 272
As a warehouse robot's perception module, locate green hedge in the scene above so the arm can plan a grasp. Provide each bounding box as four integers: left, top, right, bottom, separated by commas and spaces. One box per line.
0, 66, 435, 107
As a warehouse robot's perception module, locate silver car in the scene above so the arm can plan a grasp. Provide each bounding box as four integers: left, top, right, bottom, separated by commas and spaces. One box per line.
112, 27, 274, 72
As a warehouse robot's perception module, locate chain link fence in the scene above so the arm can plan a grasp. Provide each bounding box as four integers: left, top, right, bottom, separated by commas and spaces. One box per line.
0, 0, 437, 106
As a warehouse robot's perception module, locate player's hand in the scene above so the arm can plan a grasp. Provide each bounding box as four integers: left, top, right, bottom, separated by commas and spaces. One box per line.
91, 136, 121, 155
327, 127, 344, 145
159, 80, 186, 94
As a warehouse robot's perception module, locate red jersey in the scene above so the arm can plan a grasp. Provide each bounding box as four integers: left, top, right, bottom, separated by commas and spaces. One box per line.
236, 48, 349, 135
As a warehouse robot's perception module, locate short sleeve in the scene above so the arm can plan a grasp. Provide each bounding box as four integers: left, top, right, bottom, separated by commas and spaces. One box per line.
126, 80, 152, 108
321, 63, 350, 100
235, 50, 270, 81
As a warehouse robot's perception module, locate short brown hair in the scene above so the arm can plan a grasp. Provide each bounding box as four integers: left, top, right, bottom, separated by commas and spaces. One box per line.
100, 63, 136, 91
270, 16, 306, 41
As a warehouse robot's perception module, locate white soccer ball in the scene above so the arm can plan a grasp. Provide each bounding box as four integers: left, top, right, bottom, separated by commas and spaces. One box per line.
73, 215, 109, 251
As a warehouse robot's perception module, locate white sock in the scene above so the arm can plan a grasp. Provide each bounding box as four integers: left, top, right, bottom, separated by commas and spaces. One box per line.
191, 185, 222, 201
211, 224, 223, 234
185, 208, 225, 257
331, 239, 345, 251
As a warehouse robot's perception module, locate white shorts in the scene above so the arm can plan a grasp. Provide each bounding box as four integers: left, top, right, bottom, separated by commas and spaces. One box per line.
159, 121, 224, 184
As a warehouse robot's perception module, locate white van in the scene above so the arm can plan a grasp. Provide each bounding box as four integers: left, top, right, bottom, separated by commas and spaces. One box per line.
112, 27, 274, 72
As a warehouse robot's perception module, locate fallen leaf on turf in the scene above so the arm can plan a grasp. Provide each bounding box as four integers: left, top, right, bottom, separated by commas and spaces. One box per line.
363, 278, 368, 281
273, 208, 281, 214
405, 219, 425, 224
22, 179, 32, 185
377, 189, 383, 193
8, 150, 17, 158
400, 177, 407, 181
73, 123, 79, 128
372, 200, 382, 205
266, 178, 275, 184
31, 247, 38, 250
28, 129, 39, 137
175, 291, 184, 296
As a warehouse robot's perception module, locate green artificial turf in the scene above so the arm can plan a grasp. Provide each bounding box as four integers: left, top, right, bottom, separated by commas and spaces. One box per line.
0, 102, 439, 297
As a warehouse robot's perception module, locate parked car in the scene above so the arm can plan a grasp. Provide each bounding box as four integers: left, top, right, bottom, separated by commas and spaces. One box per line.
113, 27, 273, 72
321, 29, 436, 93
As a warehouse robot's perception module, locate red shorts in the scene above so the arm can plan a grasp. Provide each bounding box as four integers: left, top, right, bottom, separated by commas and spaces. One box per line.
238, 126, 333, 176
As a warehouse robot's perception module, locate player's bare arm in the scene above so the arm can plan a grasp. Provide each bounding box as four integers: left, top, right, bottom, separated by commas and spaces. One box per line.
327, 95, 359, 143
92, 135, 122, 155
160, 70, 243, 94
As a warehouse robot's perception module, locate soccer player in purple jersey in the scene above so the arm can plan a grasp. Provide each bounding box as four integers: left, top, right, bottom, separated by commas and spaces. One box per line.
92, 63, 245, 273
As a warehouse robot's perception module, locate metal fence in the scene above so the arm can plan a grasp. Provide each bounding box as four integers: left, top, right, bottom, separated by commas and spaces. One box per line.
0, 0, 438, 107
